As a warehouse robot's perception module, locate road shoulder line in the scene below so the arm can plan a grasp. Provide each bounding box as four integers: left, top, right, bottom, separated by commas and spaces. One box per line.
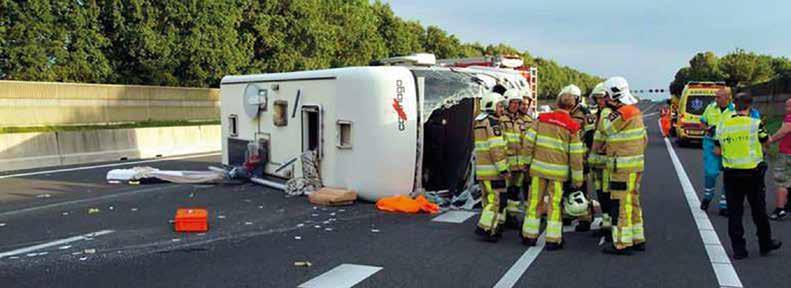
662, 131, 743, 288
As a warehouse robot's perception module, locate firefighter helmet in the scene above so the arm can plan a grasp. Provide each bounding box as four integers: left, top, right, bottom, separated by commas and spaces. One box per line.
564, 191, 590, 217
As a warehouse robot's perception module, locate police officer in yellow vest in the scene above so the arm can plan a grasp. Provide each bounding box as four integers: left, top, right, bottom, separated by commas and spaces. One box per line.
714, 93, 781, 259
474, 92, 511, 241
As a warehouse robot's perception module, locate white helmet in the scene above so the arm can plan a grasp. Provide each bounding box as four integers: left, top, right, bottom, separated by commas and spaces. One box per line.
558, 84, 582, 100
481, 92, 505, 113
564, 191, 589, 217
503, 89, 522, 104
604, 76, 639, 105
589, 82, 607, 98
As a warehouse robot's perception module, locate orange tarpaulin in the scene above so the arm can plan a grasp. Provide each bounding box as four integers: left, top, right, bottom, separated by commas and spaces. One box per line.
376, 195, 440, 214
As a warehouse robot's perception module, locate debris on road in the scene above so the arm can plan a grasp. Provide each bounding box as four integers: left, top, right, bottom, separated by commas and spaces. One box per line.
62, 212, 69, 216
109, 206, 115, 211
106, 166, 224, 184
371, 229, 381, 233
217, 215, 226, 219
174, 208, 209, 232
0, 223, 7, 227
314, 225, 321, 229
88, 208, 101, 214
84, 249, 96, 254
79, 257, 88, 261
308, 187, 357, 206
59, 245, 72, 250
26, 253, 39, 257
108, 180, 121, 184
71, 252, 83, 256
324, 228, 333, 231
36, 194, 52, 198
172, 238, 182, 242
244, 221, 253, 225
131, 208, 138, 212
294, 236, 302, 240
376, 195, 440, 214
294, 261, 312, 267
8, 256, 19, 260
296, 223, 305, 228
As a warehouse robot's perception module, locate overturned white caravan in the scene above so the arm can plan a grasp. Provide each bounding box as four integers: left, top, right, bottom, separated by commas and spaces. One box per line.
220, 55, 485, 201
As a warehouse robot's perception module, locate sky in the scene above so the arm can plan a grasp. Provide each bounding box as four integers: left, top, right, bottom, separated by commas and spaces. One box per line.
385, 0, 790, 100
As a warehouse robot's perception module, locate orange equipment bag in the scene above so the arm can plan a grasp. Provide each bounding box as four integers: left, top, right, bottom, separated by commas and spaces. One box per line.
376, 195, 440, 214
174, 208, 209, 232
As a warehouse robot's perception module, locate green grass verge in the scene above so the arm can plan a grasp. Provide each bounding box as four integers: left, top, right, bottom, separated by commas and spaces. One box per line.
0, 119, 220, 134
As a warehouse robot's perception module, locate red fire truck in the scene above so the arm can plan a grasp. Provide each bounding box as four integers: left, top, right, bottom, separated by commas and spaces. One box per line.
438, 55, 538, 98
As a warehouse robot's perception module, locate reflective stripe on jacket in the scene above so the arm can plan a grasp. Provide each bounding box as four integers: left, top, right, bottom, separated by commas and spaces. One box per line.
523, 110, 584, 184
474, 115, 509, 180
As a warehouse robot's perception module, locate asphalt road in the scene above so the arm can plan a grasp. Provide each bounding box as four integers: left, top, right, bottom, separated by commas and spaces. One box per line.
0, 101, 787, 288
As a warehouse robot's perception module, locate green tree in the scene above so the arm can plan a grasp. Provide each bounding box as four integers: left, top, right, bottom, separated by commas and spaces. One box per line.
323, 0, 387, 67
423, 25, 463, 59
2, 0, 63, 81
51, 0, 112, 83
372, 1, 423, 57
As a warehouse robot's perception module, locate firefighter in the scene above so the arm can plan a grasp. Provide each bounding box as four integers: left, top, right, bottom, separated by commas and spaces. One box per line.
500, 89, 526, 228
474, 92, 511, 241
563, 84, 597, 231
518, 92, 538, 216
521, 92, 585, 250
714, 93, 782, 259
588, 82, 613, 238
600, 76, 648, 255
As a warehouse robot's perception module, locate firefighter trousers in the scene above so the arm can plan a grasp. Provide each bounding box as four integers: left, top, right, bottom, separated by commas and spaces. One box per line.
505, 172, 525, 218
477, 180, 508, 235
523, 177, 564, 244
608, 172, 645, 249
591, 167, 612, 229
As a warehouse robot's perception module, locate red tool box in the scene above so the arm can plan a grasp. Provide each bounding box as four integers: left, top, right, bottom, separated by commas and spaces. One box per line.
174, 208, 208, 232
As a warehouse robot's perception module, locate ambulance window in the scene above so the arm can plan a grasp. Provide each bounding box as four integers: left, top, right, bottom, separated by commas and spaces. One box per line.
273, 100, 288, 127
337, 120, 352, 149
228, 114, 238, 137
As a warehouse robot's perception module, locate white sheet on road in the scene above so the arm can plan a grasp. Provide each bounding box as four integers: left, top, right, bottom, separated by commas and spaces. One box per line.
106, 166, 224, 184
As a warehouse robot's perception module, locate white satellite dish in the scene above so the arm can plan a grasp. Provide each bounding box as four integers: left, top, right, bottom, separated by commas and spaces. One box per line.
243, 83, 268, 118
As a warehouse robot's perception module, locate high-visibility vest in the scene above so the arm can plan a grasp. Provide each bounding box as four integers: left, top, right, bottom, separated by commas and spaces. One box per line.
716, 115, 764, 169
589, 107, 613, 168
701, 103, 734, 133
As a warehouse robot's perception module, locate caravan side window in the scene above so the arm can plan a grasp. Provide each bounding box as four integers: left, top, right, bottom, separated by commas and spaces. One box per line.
337, 120, 352, 149
228, 114, 238, 137
273, 100, 288, 127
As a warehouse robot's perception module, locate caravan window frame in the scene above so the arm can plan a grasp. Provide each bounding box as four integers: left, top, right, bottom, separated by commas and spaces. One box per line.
301, 104, 323, 159
336, 120, 353, 149
228, 114, 238, 137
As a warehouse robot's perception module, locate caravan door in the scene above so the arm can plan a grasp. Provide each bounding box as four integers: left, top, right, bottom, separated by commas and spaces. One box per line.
301, 105, 323, 158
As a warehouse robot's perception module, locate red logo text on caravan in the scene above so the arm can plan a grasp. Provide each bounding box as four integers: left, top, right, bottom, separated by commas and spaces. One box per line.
393, 79, 407, 131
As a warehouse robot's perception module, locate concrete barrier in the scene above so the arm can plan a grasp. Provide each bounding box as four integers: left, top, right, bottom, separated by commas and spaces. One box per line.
0, 125, 220, 172
0, 80, 219, 127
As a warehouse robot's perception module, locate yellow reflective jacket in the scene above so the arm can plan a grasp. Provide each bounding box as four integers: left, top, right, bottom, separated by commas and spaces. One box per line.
500, 113, 522, 171
518, 113, 536, 169
523, 110, 585, 186
589, 107, 613, 168
474, 114, 509, 180
602, 105, 647, 173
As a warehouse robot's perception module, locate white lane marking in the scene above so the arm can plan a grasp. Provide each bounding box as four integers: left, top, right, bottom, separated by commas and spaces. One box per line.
431, 211, 477, 223
0, 230, 114, 259
0, 152, 220, 180
298, 264, 382, 288
643, 112, 659, 118
493, 233, 546, 288
663, 135, 743, 288
0, 185, 177, 217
